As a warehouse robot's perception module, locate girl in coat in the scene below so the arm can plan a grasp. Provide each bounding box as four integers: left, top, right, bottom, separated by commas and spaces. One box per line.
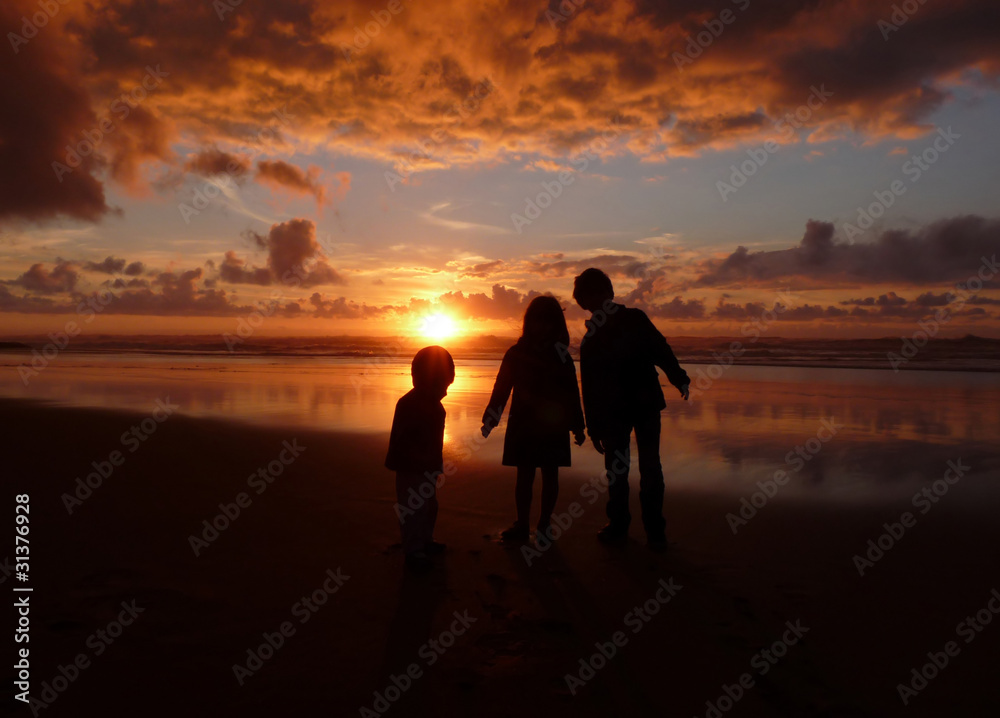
481, 295, 585, 541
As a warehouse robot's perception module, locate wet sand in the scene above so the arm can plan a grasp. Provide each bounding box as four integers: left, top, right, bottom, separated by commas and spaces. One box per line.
7, 396, 1000, 717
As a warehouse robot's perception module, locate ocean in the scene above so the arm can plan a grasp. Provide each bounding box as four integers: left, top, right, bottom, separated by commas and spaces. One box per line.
3, 351, 998, 503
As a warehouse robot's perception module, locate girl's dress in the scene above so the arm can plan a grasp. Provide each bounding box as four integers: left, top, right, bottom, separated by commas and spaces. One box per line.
483, 340, 584, 468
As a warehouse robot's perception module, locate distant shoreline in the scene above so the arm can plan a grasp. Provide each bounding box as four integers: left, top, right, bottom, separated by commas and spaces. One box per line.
0, 347, 998, 373
1, 333, 999, 372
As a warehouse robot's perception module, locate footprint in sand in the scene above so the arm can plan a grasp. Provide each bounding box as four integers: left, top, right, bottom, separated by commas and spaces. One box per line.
485, 572, 508, 595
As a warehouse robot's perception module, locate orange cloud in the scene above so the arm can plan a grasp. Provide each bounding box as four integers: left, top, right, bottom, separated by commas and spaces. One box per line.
3, 0, 998, 223
255, 160, 329, 206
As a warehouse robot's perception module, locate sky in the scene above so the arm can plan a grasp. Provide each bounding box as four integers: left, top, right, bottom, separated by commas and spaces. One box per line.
1, 0, 999, 340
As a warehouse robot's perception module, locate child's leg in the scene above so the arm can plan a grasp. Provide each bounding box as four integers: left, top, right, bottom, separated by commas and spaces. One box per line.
514, 465, 535, 526
423, 471, 439, 545
603, 434, 632, 532
395, 471, 426, 555
538, 466, 559, 528
634, 411, 665, 538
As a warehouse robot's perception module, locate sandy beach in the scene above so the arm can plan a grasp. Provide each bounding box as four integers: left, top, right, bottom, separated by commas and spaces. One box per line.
7, 384, 1000, 717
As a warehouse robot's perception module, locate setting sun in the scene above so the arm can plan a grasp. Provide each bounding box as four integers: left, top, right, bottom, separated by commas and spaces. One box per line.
419, 313, 458, 340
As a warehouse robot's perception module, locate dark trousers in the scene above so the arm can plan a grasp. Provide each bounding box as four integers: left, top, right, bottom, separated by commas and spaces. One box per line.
602, 410, 665, 537
395, 471, 439, 555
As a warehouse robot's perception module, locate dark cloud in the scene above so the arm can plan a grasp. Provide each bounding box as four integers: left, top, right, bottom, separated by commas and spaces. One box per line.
772, 1, 1000, 133
707, 293, 997, 323
219, 251, 272, 286
781, 304, 849, 321
225, 219, 346, 288
84, 256, 127, 274
0, 266, 246, 316
712, 299, 772, 321
0, 284, 60, 312
256, 160, 331, 205
457, 260, 505, 278
0, 1, 111, 222
437, 284, 546, 321
309, 293, 389, 319
124, 261, 146, 276
525, 254, 652, 279
184, 147, 251, 178
10, 261, 79, 293
641, 296, 706, 319
841, 292, 908, 307
695, 216, 1000, 287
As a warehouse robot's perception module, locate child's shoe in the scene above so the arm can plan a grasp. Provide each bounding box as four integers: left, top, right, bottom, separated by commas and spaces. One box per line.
500, 522, 529, 542
646, 533, 669, 553
405, 551, 433, 573
425, 540, 446, 555
596, 523, 628, 544
535, 522, 552, 541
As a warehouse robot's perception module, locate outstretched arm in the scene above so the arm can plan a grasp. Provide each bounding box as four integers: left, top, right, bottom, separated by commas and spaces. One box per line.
639, 311, 690, 398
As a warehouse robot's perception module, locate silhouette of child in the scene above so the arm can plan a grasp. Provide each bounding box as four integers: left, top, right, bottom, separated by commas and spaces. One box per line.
481, 296, 585, 542
573, 268, 689, 552
385, 345, 455, 572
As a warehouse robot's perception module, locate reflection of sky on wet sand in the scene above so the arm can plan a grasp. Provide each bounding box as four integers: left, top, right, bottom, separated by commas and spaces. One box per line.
2, 354, 997, 499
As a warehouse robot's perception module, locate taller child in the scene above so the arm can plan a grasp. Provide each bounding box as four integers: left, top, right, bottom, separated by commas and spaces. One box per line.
572, 268, 690, 551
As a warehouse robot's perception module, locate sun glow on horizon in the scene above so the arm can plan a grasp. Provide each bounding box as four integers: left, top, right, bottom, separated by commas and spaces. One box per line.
419, 313, 458, 341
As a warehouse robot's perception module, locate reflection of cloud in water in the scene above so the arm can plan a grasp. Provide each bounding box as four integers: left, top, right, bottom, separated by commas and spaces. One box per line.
0, 357, 996, 500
